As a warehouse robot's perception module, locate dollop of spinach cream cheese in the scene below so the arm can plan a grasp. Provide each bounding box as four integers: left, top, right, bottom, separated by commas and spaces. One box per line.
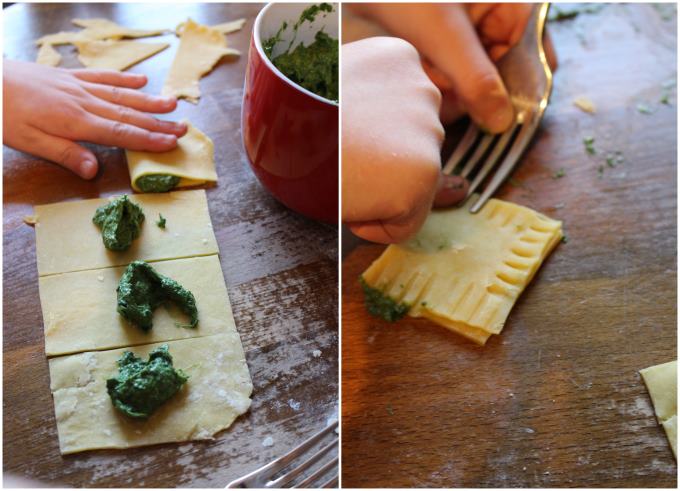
136, 174, 181, 193
106, 344, 188, 419
92, 195, 145, 251
117, 260, 199, 332
264, 3, 338, 101
360, 277, 410, 322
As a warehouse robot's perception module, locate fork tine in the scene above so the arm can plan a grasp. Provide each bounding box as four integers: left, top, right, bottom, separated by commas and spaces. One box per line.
225, 422, 337, 488
470, 115, 540, 213
268, 437, 338, 488
466, 122, 518, 197
458, 133, 494, 178
292, 457, 338, 488
442, 123, 478, 175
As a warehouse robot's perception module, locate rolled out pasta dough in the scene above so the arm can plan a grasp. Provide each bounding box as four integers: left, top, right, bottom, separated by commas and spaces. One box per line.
640, 360, 677, 458
75, 39, 168, 71
49, 333, 253, 454
126, 121, 217, 191
40, 254, 234, 356
34, 189, 218, 276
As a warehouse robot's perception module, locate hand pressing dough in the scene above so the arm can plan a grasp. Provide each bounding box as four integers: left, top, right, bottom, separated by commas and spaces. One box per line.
640, 360, 677, 458
362, 197, 563, 345
34, 189, 218, 276
36, 43, 61, 66
49, 333, 253, 454
75, 39, 169, 71
36, 18, 166, 46
40, 255, 234, 356
126, 121, 217, 191
162, 18, 240, 103
176, 18, 246, 36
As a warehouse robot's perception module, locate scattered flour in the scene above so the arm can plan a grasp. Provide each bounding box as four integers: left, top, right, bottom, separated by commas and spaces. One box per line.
312, 349, 322, 358
262, 436, 274, 447
288, 399, 301, 411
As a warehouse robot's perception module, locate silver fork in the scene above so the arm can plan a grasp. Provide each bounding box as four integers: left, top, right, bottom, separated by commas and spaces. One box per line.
226, 422, 338, 488
443, 2, 554, 213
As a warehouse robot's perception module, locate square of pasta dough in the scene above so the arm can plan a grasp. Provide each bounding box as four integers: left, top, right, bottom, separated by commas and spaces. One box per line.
49, 333, 253, 455
641, 360, 677, 457
362, 198, 563, 344
34, 189, 218, 276
40, 254, 235, 356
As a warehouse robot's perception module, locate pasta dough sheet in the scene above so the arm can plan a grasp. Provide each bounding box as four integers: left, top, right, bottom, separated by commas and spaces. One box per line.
162, 18, 240, 103
36, 18, 166, 46
362, 197, 563, 345
34, 189, 218, 276
126, 121, 217, 191
49, 333, 253, 455
36, 43, 61, 66
40, 254, 234, 356
75, 39, 168, 71
641, 360, 677, 458
176, 18, 246, 36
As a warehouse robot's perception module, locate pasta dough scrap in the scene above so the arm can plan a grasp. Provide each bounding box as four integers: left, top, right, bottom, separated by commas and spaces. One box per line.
49, 333, 253, 454
75, 39, 169, 71
36, 43, 61, 66
162, 18, 240, 103
36, 19, 166, 46
34, 189, 218, 276
640, 360, 677, 458
126, 121, 217, 192
362, 197, 563, 345
176, 18, 246, 36
40, 255, 234, 356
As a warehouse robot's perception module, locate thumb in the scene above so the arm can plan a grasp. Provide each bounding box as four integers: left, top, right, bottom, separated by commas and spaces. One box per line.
25, 127, 99, 179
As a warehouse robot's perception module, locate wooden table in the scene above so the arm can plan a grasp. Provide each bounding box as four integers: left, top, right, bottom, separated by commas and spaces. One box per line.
342, 4, 677, 487
3, 3, 338, 487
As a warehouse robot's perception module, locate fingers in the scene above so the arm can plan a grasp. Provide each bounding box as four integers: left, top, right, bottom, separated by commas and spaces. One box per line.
433, 174, 469, 208
84, 100, 188, 137
71, 69, 148, 89
80, 115, 179, 152
23, 126, 98, 179
83, 83, 178, 114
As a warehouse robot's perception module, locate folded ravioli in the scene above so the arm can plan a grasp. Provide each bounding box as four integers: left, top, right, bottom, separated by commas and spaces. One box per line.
361, 197, 563, 345
640, 360, 677, 458
126, 121, 217, 192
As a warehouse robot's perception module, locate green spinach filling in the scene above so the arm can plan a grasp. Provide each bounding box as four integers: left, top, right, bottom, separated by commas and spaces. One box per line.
92, 195, 145, 251
264, 3, 338, 101
360, 277, 410, 322
117, 260, 198, 332
136, 174, 180, 193
106, 344, 188, 419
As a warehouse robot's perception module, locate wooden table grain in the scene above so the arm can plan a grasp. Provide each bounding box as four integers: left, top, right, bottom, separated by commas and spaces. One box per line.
342, 4, 677, 487
3, 3, 338, 488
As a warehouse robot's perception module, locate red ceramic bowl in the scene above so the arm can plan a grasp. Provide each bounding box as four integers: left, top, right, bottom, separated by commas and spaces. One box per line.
242, 3, 338, 224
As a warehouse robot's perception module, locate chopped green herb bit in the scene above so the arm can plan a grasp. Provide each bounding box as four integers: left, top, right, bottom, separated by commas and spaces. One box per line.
583, 136, 596, 155
106, 344, 188, 419
597, 165, 604, 177
156, 213, 166, 229
421, 301, 427, 307
360, 277, 410, 322
561, 235, 569, 244
553, 168, 566, 179
660, 93, 671, 105
606, 154, 616, 167
508, 178, 526, 188
386, 405, 394, 416
637, 103, 652, 114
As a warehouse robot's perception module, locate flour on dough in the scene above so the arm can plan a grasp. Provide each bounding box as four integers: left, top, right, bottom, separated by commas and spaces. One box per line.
49, 333, 253, 454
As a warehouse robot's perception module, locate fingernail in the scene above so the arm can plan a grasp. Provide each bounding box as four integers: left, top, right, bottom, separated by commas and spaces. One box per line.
160, 134, 177, 145
473, 89, 514, 134
80, 159, 97, 179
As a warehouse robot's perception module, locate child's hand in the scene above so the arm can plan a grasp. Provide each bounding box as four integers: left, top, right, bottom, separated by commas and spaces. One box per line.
3, 60, 188, 179
342, 37, 468, 244
348, 3, 557, 131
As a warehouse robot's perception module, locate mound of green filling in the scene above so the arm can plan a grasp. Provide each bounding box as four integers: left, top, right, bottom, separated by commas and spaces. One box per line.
264, 3, 338, 101
359, 277, 410, 322
136, 174, 180, 193
106, 344, 188, 419
117, 260, 198, 332
92, 195, 145, 251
